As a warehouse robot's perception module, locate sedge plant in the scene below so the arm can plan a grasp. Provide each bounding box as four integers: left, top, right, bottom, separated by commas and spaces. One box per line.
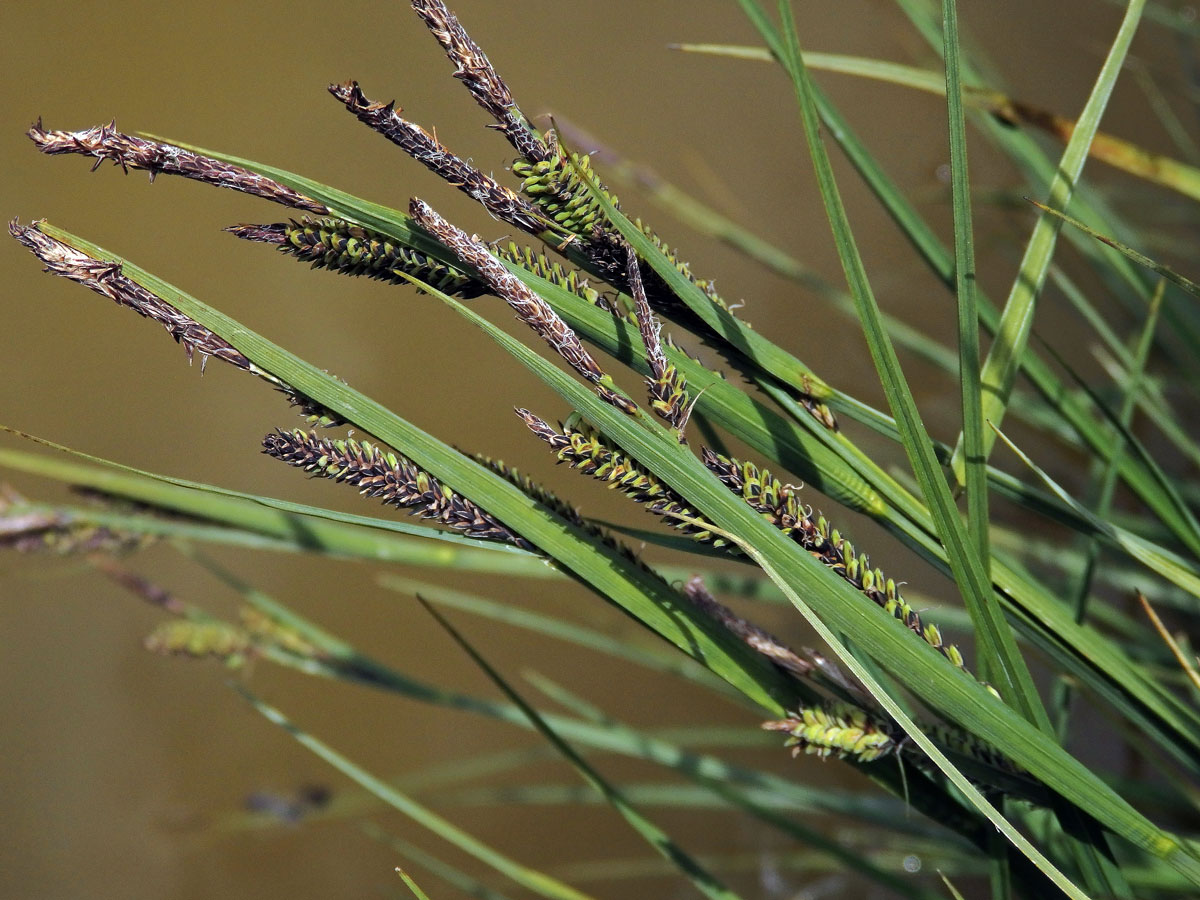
5, 1, 1200, 898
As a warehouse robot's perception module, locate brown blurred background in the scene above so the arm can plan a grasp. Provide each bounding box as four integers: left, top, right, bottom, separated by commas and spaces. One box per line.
1, 1, 1189, 898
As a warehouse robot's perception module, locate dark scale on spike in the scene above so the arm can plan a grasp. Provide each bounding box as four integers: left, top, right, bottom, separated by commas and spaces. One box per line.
228, 218, 486, 297
626, 249, 690, 434
409, 0, 550, 164
263, 429, 534, 551
410, 199, 638, 415
329, 81, 549, 237
701, 449, 970, 674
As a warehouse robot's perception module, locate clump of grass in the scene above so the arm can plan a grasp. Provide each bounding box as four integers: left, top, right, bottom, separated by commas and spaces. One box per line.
7, 1, 1200, 898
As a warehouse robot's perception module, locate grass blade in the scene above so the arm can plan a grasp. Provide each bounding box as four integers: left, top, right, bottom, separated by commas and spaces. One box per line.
950, 0, 1146, 476
0, 440, 551, 577
942, 0, 988, 569
760, 0, 1040, 721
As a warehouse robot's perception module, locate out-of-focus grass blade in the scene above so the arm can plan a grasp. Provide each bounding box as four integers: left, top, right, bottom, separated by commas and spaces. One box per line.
992, 426, 1200, 599
955, 0, 1146, 476
1029, 198, 1200, 300
674, 45, 1200, 204
985, 465, 1200, 601
360, 823, 516, 900
238, 688, 597, 900
1091, 346, 1200, 473
939, 873, 969, 900
551, 117, 844, 303
418, 598, 747, 900
379, 575, 745, 703
1041, 335, 1200, 561
1138, 593, 1200, 697
395, 868, 433, 900
0, 441, 552, 577
1098, 0, 1200, 35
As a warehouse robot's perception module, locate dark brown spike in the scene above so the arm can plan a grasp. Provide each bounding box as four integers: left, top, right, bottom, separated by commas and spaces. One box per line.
28, 122, 328, 214
10, 220, 340, 426
411, 200, 637, 415
329, 81, 547, 235
409, 0, 550, 163
682, 577, 811, 679
626, 246, 690, 433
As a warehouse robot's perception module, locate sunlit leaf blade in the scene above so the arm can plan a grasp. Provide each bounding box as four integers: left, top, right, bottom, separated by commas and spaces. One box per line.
945, 0, 1147, 473
941, 0, 988, 571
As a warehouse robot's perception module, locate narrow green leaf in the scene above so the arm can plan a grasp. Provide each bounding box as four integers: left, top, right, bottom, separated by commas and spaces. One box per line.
764, 0, 1040, 722
942, 0, 988, 570
0, 441, 551, 577
951, 0, 1146, 475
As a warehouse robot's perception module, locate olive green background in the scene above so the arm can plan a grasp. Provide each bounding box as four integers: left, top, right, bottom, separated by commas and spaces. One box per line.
0, 2, 1176, 898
